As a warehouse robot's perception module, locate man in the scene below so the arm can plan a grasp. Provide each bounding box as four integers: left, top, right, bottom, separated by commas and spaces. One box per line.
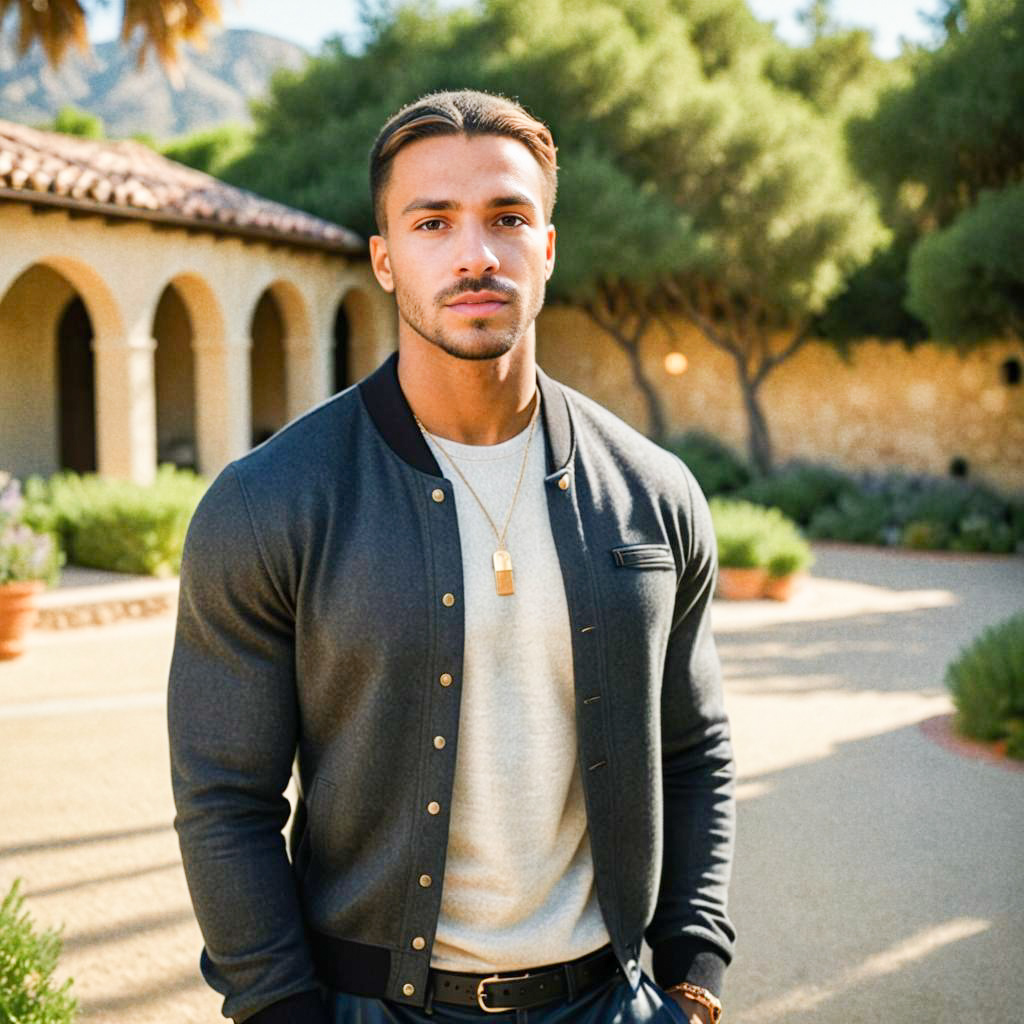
169, 90, 735, 1024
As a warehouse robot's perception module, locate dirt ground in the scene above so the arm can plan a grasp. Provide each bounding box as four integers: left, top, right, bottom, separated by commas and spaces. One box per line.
1, 545, 1021, 1024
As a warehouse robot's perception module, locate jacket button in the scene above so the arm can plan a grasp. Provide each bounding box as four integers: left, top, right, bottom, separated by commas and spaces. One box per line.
558, 475, 570, 491
419, 873, 432, 887
412, 936, 426, 950
439, 673, 453, 687
427, 801, 440, 815
442, 592, 456, 607
431, 488, 445, 503
433, 735, 446, 749
402, 983, 415, 996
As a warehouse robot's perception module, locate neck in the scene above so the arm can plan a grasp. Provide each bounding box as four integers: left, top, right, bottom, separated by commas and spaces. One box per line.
397, 328, 538, 445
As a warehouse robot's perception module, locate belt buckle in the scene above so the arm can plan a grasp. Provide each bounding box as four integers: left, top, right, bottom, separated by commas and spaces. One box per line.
476, 971, 532, 1014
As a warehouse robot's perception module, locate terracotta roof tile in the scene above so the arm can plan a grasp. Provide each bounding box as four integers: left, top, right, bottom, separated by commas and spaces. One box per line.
0, 119, 364, 252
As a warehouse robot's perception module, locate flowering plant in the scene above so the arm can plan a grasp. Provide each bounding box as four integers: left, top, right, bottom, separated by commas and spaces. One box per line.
0, 472, 58, 585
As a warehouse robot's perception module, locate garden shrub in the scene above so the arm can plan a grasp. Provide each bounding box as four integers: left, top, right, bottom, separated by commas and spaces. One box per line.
806, 489, 891, 545
709, 498, 814, 577
664, 432, 751, 497
662, 432, 1023, 553
27, 465, 208, 577
737, 462, 856, 526
946, 611, 1024, 759
804, 471, 1022, 552
0, 474, 62, 587
0, 879, 77, 1024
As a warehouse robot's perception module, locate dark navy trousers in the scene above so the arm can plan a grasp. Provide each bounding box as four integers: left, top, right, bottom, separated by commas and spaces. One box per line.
326, 972, 687, 1023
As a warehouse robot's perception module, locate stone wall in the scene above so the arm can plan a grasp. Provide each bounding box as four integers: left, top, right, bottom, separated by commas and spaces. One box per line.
536, 306, 1024, 493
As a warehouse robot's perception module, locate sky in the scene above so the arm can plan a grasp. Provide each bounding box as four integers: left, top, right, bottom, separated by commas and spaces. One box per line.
86, 0, 946, 57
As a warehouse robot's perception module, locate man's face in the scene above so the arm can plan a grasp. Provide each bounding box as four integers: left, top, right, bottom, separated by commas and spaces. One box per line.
369, 133, 556, 361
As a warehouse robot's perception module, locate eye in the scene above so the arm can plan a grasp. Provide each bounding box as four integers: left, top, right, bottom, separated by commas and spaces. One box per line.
415, 218, 447, 231
495, 213, 527, 228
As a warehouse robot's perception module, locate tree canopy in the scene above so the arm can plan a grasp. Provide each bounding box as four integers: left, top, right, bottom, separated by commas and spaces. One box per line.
846, 0, 1024, 343
218, 0, 884, 469
907, 183, 1024, 342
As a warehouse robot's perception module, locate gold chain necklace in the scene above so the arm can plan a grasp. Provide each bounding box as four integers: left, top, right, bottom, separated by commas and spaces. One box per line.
413, 395, 540, 597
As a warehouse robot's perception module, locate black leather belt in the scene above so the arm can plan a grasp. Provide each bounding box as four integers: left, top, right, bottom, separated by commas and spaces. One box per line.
427, 944, 621, 1014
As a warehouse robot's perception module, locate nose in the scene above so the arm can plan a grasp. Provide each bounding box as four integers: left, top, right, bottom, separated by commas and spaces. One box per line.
454, 223, 499, 278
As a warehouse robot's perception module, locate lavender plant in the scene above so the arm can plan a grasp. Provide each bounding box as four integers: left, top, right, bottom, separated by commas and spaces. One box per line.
0, 473, 59, 586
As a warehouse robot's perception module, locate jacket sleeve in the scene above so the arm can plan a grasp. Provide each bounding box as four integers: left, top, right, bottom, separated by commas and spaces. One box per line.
168, 464, 329, 1024
644, 463, 736, 997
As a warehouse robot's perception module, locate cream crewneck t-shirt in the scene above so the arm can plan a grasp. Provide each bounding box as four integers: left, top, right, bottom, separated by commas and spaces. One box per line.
421, 401, 610, 971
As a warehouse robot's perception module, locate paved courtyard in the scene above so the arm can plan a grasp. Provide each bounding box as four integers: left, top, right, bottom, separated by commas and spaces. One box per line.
0, 545, 1021, 1023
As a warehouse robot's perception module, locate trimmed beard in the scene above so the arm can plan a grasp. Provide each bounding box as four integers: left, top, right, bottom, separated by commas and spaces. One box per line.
394, 276, 545, 362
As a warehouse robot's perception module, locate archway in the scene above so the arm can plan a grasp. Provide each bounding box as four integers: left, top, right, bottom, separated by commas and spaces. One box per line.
250, 288, 287, 446
333, 286, 383, 387
152, 283, 198, 470
57, 296, 97, 473
333, 302, 350, 393
0, 263, 97, 480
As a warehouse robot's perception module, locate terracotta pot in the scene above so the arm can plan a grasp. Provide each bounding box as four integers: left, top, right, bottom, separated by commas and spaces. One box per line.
716, 567, 768, 600
0, 579, 45, 660
762, 572, 806, 602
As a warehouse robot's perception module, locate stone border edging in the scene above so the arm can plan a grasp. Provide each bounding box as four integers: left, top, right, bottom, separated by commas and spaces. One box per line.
35, 577, 179, 631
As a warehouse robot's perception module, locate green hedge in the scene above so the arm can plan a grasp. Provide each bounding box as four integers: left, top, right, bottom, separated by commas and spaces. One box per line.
663, 440, 1024, 555
737, 464, 856, 527
709, 498, 814, 577
24, 466, 208, 577
0, 879, 77, 1023
663, 432, 751, 498
946, 612, 1024, 759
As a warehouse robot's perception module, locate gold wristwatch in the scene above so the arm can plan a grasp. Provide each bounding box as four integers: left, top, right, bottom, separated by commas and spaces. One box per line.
666, 982, 723, 1023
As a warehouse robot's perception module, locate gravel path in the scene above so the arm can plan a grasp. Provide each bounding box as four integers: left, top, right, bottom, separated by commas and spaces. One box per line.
1, 545, 1021, 1023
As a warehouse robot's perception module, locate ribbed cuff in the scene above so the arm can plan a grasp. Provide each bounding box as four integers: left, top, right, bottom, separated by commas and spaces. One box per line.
242, 989, 330, 1024
651, 937, 728, 997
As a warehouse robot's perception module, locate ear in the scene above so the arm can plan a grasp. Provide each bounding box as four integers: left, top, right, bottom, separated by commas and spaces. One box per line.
544, 223, 556, 281
369, 234, 394, 293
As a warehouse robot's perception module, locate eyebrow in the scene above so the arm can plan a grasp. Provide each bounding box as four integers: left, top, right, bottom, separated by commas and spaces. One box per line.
400, 193, 538, 217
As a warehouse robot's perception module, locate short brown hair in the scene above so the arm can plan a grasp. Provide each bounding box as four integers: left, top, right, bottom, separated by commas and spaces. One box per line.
369, 89, 558, 232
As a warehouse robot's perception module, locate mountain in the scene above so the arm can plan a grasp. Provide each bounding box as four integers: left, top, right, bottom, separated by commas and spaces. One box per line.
0, 27, 310, 140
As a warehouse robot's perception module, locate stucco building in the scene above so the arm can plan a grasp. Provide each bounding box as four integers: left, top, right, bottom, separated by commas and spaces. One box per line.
0, 119, 395, 484
2, 120, 1020, 495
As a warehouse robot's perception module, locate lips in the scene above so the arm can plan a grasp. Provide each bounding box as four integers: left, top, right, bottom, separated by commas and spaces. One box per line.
445, 291, 508, 316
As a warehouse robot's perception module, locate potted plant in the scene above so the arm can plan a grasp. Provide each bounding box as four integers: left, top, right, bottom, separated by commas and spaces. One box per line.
763, 546, 813, 601
711, 500, 769, 599
710, 498, 813, 601
0, 472, 59, 659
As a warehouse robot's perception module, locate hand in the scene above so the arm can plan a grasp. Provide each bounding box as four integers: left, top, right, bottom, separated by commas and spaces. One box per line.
668, 991, 713, 1024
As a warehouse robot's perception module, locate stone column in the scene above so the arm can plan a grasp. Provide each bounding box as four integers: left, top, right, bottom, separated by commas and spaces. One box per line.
92, 332, 157, 484
193, 337, 252, 479
285, 329, 333, 418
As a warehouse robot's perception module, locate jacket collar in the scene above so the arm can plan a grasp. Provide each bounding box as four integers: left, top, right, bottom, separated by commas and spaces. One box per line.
359, 351, 574, 478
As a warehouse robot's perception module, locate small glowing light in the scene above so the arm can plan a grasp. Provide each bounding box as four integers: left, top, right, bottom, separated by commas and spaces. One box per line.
664, 352, 688, 376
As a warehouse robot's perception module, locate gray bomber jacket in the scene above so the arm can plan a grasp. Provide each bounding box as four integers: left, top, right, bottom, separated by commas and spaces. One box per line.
168, 353, 736, 1023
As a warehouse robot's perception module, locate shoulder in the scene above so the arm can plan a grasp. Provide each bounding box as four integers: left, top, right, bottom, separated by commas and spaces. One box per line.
548, 376, 713, 562
194, 383, 368, 537
236, 382, 364, 483
556, 379, 700, 500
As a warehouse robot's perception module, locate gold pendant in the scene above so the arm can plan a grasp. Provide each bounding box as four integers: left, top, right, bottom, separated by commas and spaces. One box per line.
493, 549, 514, 596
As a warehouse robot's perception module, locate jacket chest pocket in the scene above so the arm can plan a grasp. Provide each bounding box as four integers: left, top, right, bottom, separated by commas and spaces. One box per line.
612, 543, 676, 571
603, 543, 678, 640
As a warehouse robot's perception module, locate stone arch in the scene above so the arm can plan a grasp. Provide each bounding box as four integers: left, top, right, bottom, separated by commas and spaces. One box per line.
0, 259, 117, 479
151, 281, 199, 470
149, 271, 227, 474
332, 285, 383, 388
249, 286, 289, 445
1, 254, 124, 342
262, 278, 312, 344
